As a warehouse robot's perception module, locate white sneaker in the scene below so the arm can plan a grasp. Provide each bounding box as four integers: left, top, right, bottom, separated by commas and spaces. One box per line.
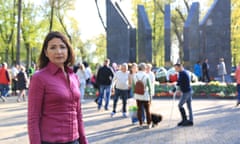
139, 125, 143, 129
122, 112, 128, 118
148, 124, 152, 129
1, 96, 6, 102
111, 112, 116, 117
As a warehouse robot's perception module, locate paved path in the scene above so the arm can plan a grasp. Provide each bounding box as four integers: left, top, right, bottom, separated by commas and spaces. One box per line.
0, 96, 239, 144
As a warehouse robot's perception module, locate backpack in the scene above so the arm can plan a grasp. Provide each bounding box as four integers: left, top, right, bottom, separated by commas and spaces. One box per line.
134, 75, 145, 95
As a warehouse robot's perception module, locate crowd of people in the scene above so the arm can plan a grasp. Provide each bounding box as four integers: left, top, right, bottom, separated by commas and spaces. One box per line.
0, 62, 31, 102
77, 59, 194, 129
193, 58, 227, 82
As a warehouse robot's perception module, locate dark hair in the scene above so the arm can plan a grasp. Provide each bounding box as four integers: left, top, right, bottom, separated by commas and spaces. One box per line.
38, 31, 75, 69
174, 63, 182, 67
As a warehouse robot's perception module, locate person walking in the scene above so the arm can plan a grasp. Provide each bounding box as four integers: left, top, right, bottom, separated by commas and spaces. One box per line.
16, 66, 28, 102
111, 63, 130, 118
194, 61, 202, 81
11, 63, 19, 96
96, 59, 114, 111
217, 58, 227, 82
202, 58, 210, 82
129, 63, 138, 98
235, 62, 240, 107
174, 63, 194, 126
28, 31, 88, 144
83, 61, 92, 86
128, 63, 139, 124
0, 62, 10, 102
132, 63, 152, 129
76, 63, 87, 102
146, 63, 155, 97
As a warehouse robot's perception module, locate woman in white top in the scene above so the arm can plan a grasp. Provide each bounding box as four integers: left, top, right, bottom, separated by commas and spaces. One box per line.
128, 63, 138, 98
76, 64, 87, 102
111, 63, 130, 118
132, 63, 152, 129
146, 63, 155, 97
217, 58, 227, 82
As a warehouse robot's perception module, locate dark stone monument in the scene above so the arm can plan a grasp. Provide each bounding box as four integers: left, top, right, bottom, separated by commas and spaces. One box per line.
137, 5, 152, 63
106, 0, 136, 63
199, 0, 231, 77
129, 28, 137, 62
183, 2, 200, 70
164, 4, 171, 67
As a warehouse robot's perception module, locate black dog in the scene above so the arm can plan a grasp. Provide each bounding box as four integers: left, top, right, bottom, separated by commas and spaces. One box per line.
151, 113, 163, 127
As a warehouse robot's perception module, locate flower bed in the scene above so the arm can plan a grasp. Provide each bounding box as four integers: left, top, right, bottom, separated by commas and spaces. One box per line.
155, 81, 237, 98
85, 81, 237, 99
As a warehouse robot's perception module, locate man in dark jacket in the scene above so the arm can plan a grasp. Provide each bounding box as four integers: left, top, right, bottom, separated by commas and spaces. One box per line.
96, 59, 114, 110
174, 63, 194, 126
202, 58, 210, 82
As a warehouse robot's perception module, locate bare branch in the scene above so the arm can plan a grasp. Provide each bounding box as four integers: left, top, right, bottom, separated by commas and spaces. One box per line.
175, 7, 185, 22
55, 11, 72, 43
155, 1, 165, 14
183, 0, 190, 12
95, 0, 107, 31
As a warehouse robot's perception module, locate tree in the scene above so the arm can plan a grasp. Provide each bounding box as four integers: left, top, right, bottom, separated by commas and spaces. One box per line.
16, 0, 22, 65
131, 0, 165, 66
42, 0, 76, 42
92, 34, 106, 63
231, 0, 240, 66
95, 0, 107, 32
21, 2, 43, 67
0, 0, 17, 64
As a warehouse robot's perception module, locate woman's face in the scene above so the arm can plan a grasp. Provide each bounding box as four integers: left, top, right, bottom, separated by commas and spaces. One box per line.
131, 65, 138, 73
45, 38, 68, 68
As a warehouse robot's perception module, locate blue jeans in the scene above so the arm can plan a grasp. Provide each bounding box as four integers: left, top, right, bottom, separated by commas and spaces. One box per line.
0, 84, 9, 97
129, 88, 133, 98
178, 91, 193, 121
112, 88, 128, 113
237, 84, 240, 101
98, 85, 111, 110
79, 82, 86, 100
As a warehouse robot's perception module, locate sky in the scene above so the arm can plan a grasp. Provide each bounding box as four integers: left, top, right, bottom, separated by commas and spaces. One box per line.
75, 0, 132, 42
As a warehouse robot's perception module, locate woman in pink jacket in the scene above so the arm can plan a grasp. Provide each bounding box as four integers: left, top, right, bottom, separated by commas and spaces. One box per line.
28, 31, 88, 144
235, 62, 240, 107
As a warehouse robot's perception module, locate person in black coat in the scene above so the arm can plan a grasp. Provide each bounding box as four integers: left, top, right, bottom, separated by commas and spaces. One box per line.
96, 59, 114, 110
16, 66, 28, 102
202, 58, 210, 82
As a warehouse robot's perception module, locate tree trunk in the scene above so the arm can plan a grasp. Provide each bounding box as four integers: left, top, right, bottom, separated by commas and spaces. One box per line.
49, 0, 55, 32
16, 0, 22, 64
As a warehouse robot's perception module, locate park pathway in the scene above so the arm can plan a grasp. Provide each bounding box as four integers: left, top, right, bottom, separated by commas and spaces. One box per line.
0, 96, 239, 144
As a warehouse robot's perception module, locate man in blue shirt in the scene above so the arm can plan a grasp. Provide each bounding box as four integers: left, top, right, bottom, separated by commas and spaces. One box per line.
174, 63, 194, 126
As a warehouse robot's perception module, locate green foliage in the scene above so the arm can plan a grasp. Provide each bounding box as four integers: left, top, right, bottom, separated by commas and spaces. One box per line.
231, 0, 240, 66
0, 0, 85, 66
131, 0, 165, 66
155, 83, 237, 97
0, 0, 16, 63
92, 34, 106, 63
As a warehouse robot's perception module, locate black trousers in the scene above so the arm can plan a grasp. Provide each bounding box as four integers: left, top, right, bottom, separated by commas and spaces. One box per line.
42, 139, 79, 144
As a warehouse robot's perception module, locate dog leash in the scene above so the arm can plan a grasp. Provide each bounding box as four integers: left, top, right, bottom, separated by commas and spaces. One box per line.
168, 89, 176, 127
